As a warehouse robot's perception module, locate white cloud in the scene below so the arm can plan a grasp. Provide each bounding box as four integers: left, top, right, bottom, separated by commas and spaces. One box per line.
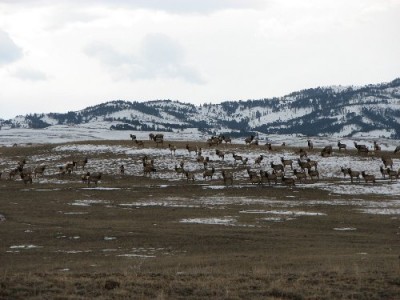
11, 67, 48, 81
85, 33, 205, 84
0, 29, 23, 66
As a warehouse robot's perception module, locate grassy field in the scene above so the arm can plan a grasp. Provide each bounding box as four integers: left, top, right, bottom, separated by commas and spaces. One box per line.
0, 140, 400, 299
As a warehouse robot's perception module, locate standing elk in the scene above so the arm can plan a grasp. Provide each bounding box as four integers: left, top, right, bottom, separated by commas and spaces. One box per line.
216, 149, 225, 160
185, 171, 195, 182
86, 172, 102, 186
373, 141, 381, 152
347, 168, 360, 183
361, 171, 375, 184
307, 140, 313, 150
270, 162, 284, 172
337, 141, 347, 151
168, 144, 177, 155
307, 169, 320, 182
186, 144, 198, 155
381, 156, 393, 168
394, 146, 400, 154
130, 134, 136, 141
340, 167, 350, 177
386, 168, 398, 181
280, 157, 293, 170
260, 170, 278, 185
222, 170, 234, 185
380, 166, 389, 179
255, 155, 263, 165
34, 165, 46, 178
293, 169, 307, 183
203, 167, 215, 180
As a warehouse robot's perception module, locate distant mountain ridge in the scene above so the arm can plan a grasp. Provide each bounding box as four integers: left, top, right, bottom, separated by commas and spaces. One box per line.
1, 78, 400, 138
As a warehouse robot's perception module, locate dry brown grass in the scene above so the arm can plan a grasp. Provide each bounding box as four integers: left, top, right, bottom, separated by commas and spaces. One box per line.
0, 140, 399, 299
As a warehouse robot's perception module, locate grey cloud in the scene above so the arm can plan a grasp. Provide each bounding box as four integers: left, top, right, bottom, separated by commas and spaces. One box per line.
85, 33, 205, 84
12, 68, 48, 81
0, 30, 23, 66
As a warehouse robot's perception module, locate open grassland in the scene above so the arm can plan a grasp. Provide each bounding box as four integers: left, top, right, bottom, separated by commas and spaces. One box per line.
1, 140, 400, 299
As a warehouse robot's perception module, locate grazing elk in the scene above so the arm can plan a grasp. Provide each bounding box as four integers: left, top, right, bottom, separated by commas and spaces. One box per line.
299, 148, 308, 159
86, 172, 102, 186
215, 149, 225, 160
222, 136, 232, 144
282, 176, 295, 186
386, 168, 398, 181
186, 144, 198, 155
143, 164, 156, 177
297, 159, 311, 172
270, 162, 284, 172
293, 169, 307, 183
260, 170, 278, 185
75, 157, 88, 170
307, 169, 319, 182
245, 135, 255, 145
381, 156, 393, 168
347, 168, 360, 183
203, 167, 215, 180
337, 141, 347, 151
222, 170, 234, 185
21, 173, 33, 185
135, 140, 144, 147
280, 157, 293, 170
321, 146, 333, 157
185, 171, 195, 182
361, 171, 375, 184
33, 165, 46, 178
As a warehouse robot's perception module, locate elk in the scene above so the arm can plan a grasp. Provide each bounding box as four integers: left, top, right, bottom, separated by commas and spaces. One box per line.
245, 135, 255, 145
246, 167, 258, 179
307, 139, 313, 150
299, 148, 308, 159
75, 157, 88, 170
373, 141, 381, 152
354, 142, 368, 154
143, 164, 156, 177
280, 157, 293, 170
297, 159, 311, 172
265, 143, 272, 151
21, 173, 33, 185
337, 141, 347, 151
119, 165, 125, 175
86, 172, 102, 186
174, 162, 185, 177
232, 153, 244, 164
249, 174, 262, 185
255, 155, 263, 165
203, 167, 215, 180
130, 134, 136, 141
9, 168, 20, 180
33, 165, 46, 178
222, 170, 234, 185
361, 171, 375, 184
386, 168, 398, 181
185, 171, 195, 182
215, 149, 225, 160
270, 162, 284, 172
135, 140, 144, 147
149, 133, 154, 140
380, 166, 389, 179
340, 167, 350, 177
282, 176, 295, 186
260, 170, 278, 185
394, 146, 400, 154
321, 146, 332, 157
293, 169, 307, 183
306, 158, 318, 170
347, 168, 360, 183
58, 162, 75, 176
168, 144, 176, 155
186, 144, 198, 155
154, 136, 164, 147
381, 156, 393, 168
307, 169, 319, 182
222, 136, 232, 143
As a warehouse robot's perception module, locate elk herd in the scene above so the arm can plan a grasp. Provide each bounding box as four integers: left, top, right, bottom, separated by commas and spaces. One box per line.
1, 133, 400, 188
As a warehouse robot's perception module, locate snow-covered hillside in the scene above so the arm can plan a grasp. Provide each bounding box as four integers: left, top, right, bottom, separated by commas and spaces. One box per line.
1, 78, 400, 138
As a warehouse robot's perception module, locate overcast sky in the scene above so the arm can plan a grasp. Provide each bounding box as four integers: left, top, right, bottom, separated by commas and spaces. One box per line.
0, 0, 399, 119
